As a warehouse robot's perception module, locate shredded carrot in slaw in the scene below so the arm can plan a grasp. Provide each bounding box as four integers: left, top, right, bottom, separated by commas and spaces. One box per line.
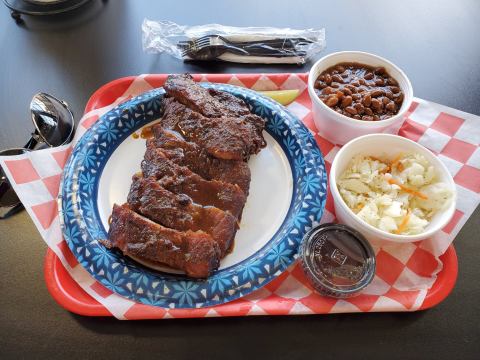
368, 156, 384, 163
395, 210, 411, 234
386, 178, 429, 200
355, 203, 365, 212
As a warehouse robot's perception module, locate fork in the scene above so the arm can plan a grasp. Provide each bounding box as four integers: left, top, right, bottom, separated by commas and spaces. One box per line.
180, 39, 250, 59
180, 35, 247, 57
179, 35, 307, 59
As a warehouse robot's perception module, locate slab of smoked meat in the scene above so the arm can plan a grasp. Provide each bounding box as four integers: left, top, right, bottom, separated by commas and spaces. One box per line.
207, 88, 266, 135
148, 130, 251, 194
103, 204, 220, 278
127, 175, 237, 256
163, 74, 266, 153
163, 73, 228, 118
141, 147, 247, 219
160, 97, 264, 160
164, 74, 265, 129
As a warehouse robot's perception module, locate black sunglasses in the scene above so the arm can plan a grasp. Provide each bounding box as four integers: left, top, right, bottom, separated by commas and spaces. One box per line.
0, 93, 75, 219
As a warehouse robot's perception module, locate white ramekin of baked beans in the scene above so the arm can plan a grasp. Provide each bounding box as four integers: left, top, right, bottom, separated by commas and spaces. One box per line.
308, 51, 413, 145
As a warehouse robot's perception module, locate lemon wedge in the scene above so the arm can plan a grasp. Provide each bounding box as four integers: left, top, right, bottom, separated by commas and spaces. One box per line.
258, 89, 300, 106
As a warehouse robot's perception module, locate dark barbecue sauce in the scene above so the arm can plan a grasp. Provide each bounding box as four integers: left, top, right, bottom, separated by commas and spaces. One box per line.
131, 125, 154, 139
300, 223, 376, 298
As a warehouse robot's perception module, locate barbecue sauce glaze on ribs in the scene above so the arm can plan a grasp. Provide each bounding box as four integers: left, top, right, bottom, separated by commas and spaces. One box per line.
103, 74, 266, 278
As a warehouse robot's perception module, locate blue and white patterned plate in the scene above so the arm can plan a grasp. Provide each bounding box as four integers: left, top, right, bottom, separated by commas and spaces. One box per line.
59, 84, 327, 308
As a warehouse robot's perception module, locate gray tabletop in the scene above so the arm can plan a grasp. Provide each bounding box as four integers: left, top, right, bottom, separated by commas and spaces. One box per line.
1, 1, 479, 359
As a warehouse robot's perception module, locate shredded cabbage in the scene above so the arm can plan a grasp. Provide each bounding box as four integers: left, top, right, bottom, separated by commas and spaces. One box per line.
338, 153, 453, 235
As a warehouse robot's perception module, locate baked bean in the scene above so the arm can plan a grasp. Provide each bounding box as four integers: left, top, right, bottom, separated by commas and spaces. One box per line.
389, 86, 400, 94
354, 103, 365, 114
341, 96, 353, 108
325, 95, 339, 107
345, 84, 357, 93
394, 93, 404, 104
386, 101, 396, 112
323, 87, 334, 95
363, 94, 372, 107
364, 72, 374, 80
371, 98, 382, 109
325, 74, 332, 85
387, 77, 398, 86
315, 62, 404, 121
332, 74, 343, 83
345, 106, 358, 115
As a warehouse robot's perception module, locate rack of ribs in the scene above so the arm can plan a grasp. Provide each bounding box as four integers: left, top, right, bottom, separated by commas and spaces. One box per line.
104, 74, 266, 278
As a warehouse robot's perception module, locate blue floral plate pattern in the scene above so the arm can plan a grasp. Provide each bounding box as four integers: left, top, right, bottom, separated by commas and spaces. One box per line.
59, 84, 327, 308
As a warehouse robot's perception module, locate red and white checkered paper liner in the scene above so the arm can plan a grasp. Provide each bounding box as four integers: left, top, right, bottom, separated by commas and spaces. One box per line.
1, 73, 478, 319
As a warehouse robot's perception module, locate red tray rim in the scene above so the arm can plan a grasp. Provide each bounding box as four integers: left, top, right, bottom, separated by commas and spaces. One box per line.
44, 74, 459, 317
44, 245, 458, 317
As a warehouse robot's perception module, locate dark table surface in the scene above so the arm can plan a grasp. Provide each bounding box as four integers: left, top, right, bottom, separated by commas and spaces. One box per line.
1, 1, 479, 359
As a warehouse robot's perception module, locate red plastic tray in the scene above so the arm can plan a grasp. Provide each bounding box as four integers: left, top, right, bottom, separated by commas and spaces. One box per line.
44, 246, 458, 316
44, 75, 459, 317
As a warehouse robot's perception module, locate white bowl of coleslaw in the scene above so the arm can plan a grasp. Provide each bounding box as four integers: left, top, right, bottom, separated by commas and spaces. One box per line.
330, 134, 456, 243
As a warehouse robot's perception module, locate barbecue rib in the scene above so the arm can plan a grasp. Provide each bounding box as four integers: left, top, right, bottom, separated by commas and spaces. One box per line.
163, 74, 266, 158
159, 97, 263, 160
149, 129, 251, 194
127, 175, 237, 256
141, 144, 247, 219
164, 74, 265, 133
207, 88, 251, 116
164, 74, 228, 118
104, 204, 220, 278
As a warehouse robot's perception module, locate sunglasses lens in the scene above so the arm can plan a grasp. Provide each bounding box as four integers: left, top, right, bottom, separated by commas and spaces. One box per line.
31, 93, 74, 147
0, 148, 29, 208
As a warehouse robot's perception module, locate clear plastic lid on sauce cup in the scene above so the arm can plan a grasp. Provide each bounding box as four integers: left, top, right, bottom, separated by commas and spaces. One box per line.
299, 223, 376, 298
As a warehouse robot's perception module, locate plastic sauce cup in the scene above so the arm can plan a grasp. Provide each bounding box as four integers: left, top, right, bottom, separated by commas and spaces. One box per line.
299, 223, 376, 298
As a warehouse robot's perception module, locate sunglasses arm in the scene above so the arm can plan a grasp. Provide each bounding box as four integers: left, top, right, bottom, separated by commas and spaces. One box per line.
23, 132, 41, 150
